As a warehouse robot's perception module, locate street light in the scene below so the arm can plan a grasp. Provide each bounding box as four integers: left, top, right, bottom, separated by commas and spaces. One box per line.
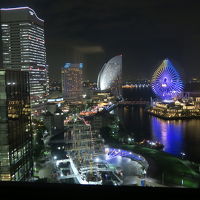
95, 158, 100, 162
180, 152, 186, 159
53, 156, 57, 160
181, 179, 184, 186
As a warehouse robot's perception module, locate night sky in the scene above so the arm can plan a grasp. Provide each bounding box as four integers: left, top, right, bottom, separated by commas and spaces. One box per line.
1, 0, 200, 82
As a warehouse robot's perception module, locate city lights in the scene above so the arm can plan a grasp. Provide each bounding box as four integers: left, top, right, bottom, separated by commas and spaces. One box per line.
1, 4, 200, 190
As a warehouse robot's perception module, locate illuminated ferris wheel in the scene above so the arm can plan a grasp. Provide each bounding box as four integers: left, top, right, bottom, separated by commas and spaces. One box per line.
151, 59, 184, 100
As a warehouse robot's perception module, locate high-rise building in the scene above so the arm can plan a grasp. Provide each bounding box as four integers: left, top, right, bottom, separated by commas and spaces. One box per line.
61, 63, 83, 100
97, 55, 122, 98
151, 59, 184, 101
0, 7, 49, 116
0, 69, 33, 181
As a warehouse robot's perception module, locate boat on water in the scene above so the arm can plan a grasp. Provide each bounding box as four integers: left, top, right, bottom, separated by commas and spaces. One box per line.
138, 139, 164, 150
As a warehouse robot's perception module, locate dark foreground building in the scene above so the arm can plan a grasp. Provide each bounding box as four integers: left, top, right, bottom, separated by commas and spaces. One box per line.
0, 69, 33, 181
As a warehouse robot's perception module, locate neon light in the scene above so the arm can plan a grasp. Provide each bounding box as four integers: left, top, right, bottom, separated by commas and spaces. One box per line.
0, 7, 44, 22
106, 148, 145, 161
151, 59, 184, 100
64, 63, 71, 68
63, 63, 83, 69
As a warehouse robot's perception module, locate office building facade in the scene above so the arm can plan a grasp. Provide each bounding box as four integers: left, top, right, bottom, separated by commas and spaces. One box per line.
0, 69, 33, 181
0, 7, 49, 115
61, 63, 83, 100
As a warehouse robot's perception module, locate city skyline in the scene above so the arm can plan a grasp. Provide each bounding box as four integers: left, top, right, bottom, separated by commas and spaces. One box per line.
0, 4, 200, 190
1, 0, 200, 81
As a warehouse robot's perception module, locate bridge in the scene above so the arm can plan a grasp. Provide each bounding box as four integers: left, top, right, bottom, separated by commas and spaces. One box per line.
82, 100, 150, 119
118, 100, 150, 105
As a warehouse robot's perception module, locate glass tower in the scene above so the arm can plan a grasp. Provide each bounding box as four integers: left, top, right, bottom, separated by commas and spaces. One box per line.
0, 7, 49, 116
0, 69, 32, 181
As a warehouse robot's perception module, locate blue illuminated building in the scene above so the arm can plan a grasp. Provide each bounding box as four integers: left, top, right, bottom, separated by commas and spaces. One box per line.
151, 59, 184, 101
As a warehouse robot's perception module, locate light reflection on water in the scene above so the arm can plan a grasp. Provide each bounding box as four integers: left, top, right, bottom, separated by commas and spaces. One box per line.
116, 106, 200, 162
151, 117, 185, 156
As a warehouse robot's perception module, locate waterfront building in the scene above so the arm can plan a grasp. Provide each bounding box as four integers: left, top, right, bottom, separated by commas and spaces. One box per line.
182, 92, 200, 109
0, 69, 33, 181
0, 7, 49, 116
148, 99, 200, 119
151, 59, 183, 101
61, 63, 83, 100
97, 55, 122, 98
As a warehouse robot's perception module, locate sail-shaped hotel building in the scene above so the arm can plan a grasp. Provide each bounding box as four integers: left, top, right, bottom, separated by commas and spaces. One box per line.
97, 55, 122, 97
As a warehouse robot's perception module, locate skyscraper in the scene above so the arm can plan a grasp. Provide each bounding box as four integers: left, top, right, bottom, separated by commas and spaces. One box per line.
61, 63, 83, 100
0, 69, 33, 181
0, 7, 49, 116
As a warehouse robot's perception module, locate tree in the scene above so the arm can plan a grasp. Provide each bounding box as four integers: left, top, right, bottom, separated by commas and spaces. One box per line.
32, 119, 47, 159
100, 126, 112, 140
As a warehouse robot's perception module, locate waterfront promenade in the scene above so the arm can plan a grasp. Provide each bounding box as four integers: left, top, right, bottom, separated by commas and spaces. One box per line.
146, 106, 200, 120
108, 142, 200, 188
